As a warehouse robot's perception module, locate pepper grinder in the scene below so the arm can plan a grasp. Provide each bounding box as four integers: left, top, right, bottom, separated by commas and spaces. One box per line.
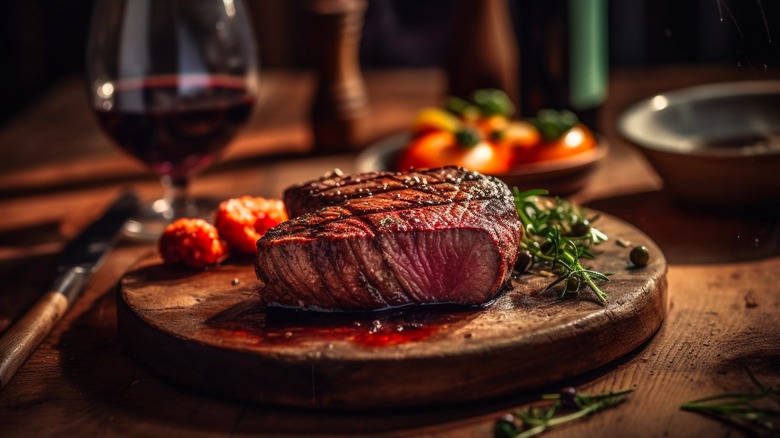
306, 0, 370, 154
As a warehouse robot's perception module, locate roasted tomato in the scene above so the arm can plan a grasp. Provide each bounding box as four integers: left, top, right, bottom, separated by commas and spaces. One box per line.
511, 110, 596, 165
214, 196, 288, 255
512, 123, 596, 164
159, 218, 228, 268
475, 114, 509, 141
495, 119, 540, 148
397, 128, 510, 175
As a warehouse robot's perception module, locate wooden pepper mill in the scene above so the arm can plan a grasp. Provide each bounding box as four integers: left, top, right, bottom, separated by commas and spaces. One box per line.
446, 0, 519, 103
305, 0, 370, 154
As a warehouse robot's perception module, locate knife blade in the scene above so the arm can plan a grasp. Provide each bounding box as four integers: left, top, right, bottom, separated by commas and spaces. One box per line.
0, 190, 139, 390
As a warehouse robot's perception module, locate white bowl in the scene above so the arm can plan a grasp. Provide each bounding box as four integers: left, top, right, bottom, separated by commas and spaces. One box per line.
618, 81, 780, 206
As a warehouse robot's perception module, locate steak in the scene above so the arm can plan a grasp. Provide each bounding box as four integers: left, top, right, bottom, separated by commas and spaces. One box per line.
255, 166, 522, 311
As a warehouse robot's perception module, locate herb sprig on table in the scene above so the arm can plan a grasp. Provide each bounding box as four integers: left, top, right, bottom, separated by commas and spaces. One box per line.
495, 387, 633, 438
680, 377, 780, 434
513, 188, 610, 302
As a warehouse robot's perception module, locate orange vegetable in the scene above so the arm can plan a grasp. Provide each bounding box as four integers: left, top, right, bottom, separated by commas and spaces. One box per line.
475, 114, 509, 140
511, 123, 596, 164
159, 218, 228, 268
397, 129, 511, 175
214, 196, 288, 254
498, 120, 541, 149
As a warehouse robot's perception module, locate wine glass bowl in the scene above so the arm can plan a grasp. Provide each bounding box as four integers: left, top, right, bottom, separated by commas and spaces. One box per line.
86, 0, 258, 240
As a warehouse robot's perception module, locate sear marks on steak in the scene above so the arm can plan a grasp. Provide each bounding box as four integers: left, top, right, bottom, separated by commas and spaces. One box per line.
256, 166, 523, 311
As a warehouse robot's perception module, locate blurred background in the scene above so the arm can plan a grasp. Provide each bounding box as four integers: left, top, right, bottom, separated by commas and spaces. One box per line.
2, 0, 779, 126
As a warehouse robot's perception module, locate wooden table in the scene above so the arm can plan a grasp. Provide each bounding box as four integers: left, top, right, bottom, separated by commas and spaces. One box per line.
0, 67, 778, 437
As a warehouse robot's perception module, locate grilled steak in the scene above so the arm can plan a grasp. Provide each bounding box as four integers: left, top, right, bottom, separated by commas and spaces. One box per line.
256, 166, 522, 311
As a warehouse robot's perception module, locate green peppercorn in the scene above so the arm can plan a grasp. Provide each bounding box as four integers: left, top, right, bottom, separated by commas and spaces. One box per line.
494, 413, 521, 438
540, 240, 556, 255
565, 275, 582, 292
570, 220, 591, 237
559, 386, 578, 409
630, 245, 650, 267
514, 249, 534, 273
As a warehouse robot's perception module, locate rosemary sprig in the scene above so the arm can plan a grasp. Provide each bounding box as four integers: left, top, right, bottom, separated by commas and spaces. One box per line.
495, 387, 633, 438
680, 380, 780, 434
512, 188, 610, 302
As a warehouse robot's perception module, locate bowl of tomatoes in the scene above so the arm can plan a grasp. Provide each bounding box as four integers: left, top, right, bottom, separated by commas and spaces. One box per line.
356, 89, 607, 196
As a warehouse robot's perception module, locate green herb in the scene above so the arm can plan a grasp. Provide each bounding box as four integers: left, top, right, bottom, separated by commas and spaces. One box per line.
495, 387, 633, 438
513, 188, 610, 303
445, 96, 473, 117
680, 376, 780, 434
472, 88, 515, 117
379, 216, 396, 227
445, 89, 515, 119
529, 109, 579, 141
455, 127, 482, 148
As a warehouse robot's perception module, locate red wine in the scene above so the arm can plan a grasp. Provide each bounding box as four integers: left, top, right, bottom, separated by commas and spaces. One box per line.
94, 75, 254, 178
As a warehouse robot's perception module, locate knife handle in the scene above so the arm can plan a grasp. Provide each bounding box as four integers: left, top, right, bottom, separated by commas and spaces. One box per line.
0, 291, 70, 390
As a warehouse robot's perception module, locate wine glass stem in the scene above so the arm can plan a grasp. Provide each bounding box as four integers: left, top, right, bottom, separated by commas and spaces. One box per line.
161, 175, 194, 220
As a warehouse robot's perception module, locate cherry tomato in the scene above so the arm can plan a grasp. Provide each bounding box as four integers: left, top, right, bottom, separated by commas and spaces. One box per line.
397, 129, 511, 175
499, 120, 541, 149
511, 123, 596, 164
214, 196, 288, 255
475, 114, 509, 140
159, 218, 228, 268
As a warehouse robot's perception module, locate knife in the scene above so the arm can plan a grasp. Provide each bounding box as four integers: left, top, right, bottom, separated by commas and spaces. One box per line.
0, 190, 139, 390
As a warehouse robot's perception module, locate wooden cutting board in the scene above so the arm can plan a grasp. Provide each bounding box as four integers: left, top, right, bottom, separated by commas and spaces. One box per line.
117, 213, 667, 410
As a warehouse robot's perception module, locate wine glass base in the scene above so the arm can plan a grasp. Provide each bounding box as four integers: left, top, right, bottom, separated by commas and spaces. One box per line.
122, 196, 222, 242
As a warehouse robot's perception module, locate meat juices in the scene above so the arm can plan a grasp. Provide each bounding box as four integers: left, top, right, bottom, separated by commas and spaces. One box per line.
255, 166, 523, 311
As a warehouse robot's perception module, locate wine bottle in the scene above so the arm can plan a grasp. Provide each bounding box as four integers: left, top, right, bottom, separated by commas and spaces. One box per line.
446, 0, 519, 104
514, 0, 608, 130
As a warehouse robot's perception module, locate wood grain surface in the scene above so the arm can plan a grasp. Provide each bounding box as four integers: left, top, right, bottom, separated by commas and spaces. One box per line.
1, 67, 779, 437
117, 213, 667, 409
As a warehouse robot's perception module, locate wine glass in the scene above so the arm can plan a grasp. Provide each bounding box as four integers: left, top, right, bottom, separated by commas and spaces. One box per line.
86, 0, 258, 240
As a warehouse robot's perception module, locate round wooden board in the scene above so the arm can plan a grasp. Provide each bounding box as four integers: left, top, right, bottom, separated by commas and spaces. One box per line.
117, 213, 667, 410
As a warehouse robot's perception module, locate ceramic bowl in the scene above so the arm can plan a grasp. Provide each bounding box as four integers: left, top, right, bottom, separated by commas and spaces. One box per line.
355, 133, 608, 196
618, 81, 780, 206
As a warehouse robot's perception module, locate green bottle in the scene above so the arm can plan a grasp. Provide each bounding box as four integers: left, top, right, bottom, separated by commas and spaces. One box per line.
514, 0, 608, 130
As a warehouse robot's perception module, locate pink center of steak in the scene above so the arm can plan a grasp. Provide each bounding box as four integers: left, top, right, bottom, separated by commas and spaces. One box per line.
379, 228, 500, 304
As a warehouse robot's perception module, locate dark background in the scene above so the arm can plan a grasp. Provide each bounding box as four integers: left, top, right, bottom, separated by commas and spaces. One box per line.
2, 0, 779, 125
